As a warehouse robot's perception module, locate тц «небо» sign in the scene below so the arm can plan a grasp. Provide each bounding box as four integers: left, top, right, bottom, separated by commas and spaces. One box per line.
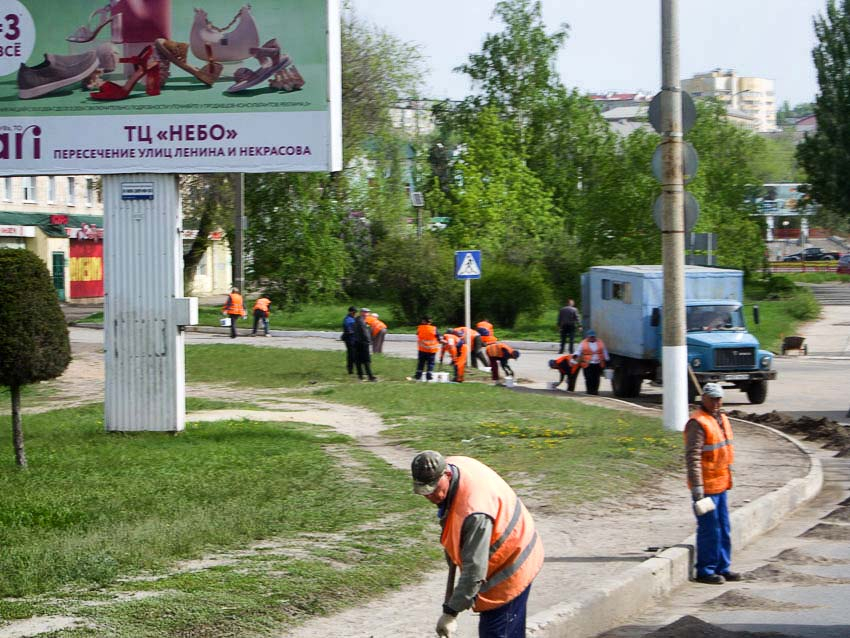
455, 250, 481, 279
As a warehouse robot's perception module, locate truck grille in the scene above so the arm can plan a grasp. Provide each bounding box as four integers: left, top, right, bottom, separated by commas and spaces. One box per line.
714, 347, 755, 369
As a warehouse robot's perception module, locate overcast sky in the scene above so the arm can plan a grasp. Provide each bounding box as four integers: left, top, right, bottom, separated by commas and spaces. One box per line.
350, 0, 826, 107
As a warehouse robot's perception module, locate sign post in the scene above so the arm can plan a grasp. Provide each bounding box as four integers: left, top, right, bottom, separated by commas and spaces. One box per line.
455, 250, 482, 366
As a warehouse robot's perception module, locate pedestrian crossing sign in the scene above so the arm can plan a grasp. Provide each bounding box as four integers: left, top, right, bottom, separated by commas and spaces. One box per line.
455, 250, 482, 279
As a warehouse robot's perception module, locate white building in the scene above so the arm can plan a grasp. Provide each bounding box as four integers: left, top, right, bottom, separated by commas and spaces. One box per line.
682, 69, 778, 133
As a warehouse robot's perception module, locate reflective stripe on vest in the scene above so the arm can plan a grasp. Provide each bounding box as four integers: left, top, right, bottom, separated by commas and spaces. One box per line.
686, 409, 735, 494
578, 339, 606, 368
441, 456, 544, 612
417, 324, 440, 353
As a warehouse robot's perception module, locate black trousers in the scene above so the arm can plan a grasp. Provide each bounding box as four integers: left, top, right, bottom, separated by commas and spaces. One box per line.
583, 363, 603, 395
228, 314, 241, 338
558, 369, 578, 391
354, 343, 374, 379
559, 325, 576, 354
344, 338, 355, 374
415, 351, 436, 380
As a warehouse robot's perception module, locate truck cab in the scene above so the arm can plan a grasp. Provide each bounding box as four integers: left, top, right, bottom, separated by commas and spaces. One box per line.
581, 265, 776, 404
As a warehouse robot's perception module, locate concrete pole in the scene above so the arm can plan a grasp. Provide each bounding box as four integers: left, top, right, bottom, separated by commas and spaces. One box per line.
232, 173, 245, 291
660, 0, 688, 431
465, 279, 472, 367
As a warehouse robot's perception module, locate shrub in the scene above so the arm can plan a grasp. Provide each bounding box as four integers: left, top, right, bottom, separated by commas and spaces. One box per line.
471, 263, 551, 328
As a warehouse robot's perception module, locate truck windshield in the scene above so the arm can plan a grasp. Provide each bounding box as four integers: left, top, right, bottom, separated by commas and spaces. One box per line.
686, 305, 744, 332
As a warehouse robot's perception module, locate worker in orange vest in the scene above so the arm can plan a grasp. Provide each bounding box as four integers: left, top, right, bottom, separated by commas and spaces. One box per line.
573, 329, 609, 395
251, 295, 271, 337
475, 319, 497, 345
439, 329, 468, 382
485, 341, 520, 381
221, 287, 246, 339
411, 451, 543, 637
414, 317, 442, 381
454, 325, 490, 369
548, 354, 578, 391
366, 311, 387, 354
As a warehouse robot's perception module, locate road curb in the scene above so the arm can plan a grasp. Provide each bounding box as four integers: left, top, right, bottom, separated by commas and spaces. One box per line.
527, 419, 823, 638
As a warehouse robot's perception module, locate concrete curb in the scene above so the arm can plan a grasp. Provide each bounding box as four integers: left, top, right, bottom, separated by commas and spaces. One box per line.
527, 419, 823, 638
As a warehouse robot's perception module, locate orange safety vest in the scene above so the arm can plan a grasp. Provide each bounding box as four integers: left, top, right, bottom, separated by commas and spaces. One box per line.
454, 327, 477, 346
442, 456, 544, 612
577, 338, 606, 369
417, 323, 440, 353
223, 293, 245, 316
485, 341, 514, 360
686, 409, 735, 495
364, 314, 377, 328
371, 318, 387, 336
253, 297, 271, 314
476, 320, 497, 344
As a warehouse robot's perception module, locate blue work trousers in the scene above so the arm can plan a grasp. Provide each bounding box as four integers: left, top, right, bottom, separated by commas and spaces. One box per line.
695, 490, 732, 577
415, 351, 436, 380
478, 584, 531, 638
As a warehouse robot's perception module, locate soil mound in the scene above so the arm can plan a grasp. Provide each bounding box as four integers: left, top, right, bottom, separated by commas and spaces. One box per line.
645, 615, 793, 637
728, 410, 850, 456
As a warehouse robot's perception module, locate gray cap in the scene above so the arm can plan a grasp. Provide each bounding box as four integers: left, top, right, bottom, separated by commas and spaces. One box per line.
411, 450, 446, 495
702, 382, 724, 398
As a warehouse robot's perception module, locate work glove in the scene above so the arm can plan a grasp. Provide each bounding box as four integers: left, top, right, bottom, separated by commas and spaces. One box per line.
436, 613, 458, 637
691, 486, 704, 501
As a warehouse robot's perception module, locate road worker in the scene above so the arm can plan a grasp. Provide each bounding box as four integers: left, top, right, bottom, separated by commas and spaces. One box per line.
440, 330, 468, 383
251, 295, 271, 337
485, 341, 520, 382
368, 312, 387, 354
414, 317, 442, 381
221, 287, 245, 339
548, 355, 579, 392
573, 329, 609, 395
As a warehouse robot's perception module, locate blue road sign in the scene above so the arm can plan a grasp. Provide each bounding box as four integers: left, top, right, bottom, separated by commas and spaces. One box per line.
455, 250, 482, 280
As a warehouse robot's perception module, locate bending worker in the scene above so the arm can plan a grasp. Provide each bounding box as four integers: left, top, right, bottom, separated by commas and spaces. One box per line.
548, 355, 578, 392
485, 341, 520, 382
369, 312, 387, 354
439, 329, 468, 383
455, 325, 490, 369
412, 450, 543, 638
685, 382, 741, 585
573, 329, 609, 395
251, 294, 271, 337
475, 318, 497, 345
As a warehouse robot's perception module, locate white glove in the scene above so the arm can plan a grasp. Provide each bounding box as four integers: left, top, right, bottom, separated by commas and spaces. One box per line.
436, 613, 458, 637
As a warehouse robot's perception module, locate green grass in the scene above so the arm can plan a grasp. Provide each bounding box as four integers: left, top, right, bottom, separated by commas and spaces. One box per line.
744, 279, 821, 352
783, 272, 850, 284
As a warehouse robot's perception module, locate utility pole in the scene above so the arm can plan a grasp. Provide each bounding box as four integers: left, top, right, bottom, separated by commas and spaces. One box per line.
232, 173, 245, 292
660, 0, 688, 431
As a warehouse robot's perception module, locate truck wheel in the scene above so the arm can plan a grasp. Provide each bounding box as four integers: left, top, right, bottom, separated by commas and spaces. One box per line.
746, 380, 768, 404
612, 368, 641, 398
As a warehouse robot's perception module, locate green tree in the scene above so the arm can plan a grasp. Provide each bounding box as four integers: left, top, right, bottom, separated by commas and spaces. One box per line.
0, 250, 71, 468
181, 174, 234, 294
798, 0, 850, 217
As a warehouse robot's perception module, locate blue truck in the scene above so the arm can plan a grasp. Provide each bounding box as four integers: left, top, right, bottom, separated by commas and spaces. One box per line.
581, 265, 777, 404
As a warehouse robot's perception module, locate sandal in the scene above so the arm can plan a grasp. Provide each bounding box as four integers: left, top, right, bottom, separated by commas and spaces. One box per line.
269, 65, 304, 92
225, 39, 291, 93
154, 39, 222, 86
67, 3, 113, 43
90, 45, 161, 100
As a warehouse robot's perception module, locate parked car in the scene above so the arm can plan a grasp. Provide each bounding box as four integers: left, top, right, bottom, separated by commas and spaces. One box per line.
782, 247, 842, 262
837, 254, 850, 274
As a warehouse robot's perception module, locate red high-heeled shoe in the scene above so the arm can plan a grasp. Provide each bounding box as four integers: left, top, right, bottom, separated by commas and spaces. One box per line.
90, 46, 161, 100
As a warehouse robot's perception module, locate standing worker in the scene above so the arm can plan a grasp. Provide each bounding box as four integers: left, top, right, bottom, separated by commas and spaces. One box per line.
221, 287, 245, 339
573, 330, 609, 395
485, 341, 520, 382
455, 325, 489, 369
411, 451, 544, 638
414, 317, 442, 381
341, 306, 357, 375
557, 299, 580, 354
353, 307, 377, 381
368, 312, 387, 354
548, 355, 578, 391
251, 294, 272, 337
439, 330, 468, 382
685, 383, 741, 585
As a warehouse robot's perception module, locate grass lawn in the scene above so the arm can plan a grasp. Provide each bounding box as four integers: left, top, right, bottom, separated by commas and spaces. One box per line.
1, 346, 680, 637
744, 280, 821, 352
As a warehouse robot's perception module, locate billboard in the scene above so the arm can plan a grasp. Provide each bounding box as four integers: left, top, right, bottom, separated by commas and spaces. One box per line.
0, 0, 341, 174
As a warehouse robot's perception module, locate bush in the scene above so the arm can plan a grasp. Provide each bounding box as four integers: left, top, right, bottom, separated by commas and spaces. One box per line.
471, 263, 551, 328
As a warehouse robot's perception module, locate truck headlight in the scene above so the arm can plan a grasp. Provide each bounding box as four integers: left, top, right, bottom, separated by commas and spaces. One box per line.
760, 355, 772, 369
691, 358, 702, 369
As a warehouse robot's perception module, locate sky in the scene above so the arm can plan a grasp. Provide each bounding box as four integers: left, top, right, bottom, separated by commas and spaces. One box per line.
350, 0, 826, 107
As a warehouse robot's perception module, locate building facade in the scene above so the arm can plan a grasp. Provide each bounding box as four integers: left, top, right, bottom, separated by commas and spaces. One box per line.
681, 69, 778, 133
0, 176, 230, 301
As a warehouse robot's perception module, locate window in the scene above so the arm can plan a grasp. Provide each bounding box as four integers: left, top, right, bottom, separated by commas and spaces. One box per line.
86, 178, 94, 206
601, 279, 631, 302
601, 279, 611, 300
67, 177, 76, 205
2, 177, 10, 201
22, 176, 36, 202
47, 176, 55, 203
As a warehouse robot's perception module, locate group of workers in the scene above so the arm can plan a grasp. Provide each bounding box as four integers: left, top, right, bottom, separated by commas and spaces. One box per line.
547, 329, 610, 395
221, 288, 272, 339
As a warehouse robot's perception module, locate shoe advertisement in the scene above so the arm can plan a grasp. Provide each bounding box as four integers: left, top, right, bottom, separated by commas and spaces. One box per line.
0, 0, 341, 174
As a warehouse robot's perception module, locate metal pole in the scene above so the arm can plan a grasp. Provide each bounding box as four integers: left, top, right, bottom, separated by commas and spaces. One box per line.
232, 172, 245, 291
465, 279, 472, 367
660, 0, 688, 431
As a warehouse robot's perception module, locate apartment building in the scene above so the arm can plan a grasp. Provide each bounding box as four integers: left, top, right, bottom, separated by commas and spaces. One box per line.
682, 69, 778, 133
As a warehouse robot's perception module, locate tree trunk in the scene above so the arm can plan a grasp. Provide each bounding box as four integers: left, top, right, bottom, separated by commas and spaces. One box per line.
10, 384, 27, 468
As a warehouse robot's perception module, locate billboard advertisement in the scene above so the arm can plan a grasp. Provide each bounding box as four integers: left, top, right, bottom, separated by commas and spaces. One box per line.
0, 0, 341, 174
